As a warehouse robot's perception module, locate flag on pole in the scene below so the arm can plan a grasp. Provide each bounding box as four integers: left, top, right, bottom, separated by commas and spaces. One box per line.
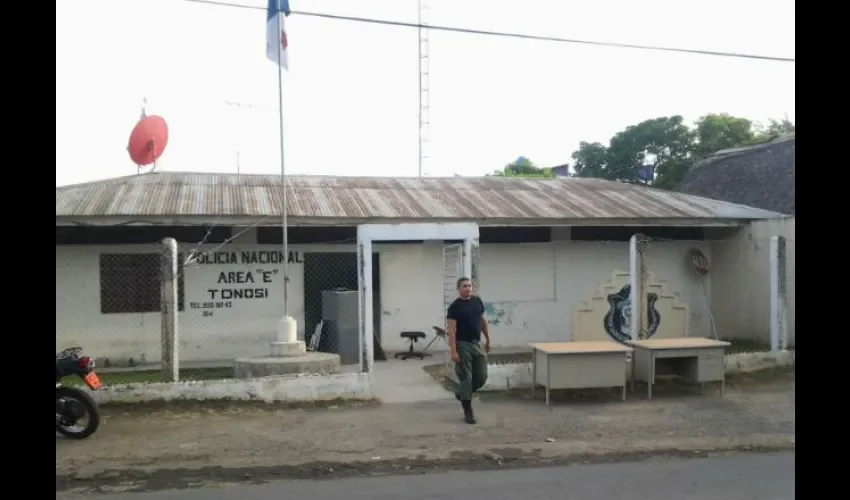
266, 0, 291, 69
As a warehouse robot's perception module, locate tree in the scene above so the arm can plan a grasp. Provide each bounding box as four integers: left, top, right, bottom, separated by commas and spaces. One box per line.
571, 116, 694, 188
566, 113, 794, 190
692, 113, 795, 157
693, 113, 754, 159
490, 156, 553, 178
570, 141, 609, 178
752, 116, 795, 142
609, 116, 695, 188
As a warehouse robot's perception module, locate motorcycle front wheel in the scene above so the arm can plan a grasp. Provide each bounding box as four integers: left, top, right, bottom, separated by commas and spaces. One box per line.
56, 386, 100, 439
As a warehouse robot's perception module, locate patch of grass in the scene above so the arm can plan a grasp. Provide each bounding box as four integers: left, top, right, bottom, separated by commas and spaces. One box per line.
472, 339, 785, 365
720, 337, 796, 354
488, 352, 532, 365
64, 367, 235, 387
422, 360, 794, 403
484, 339, 790, 361
423, 363, 456, 393
99, 397, 382, 412
721, 338, 770, 354
726, 364, 795, 386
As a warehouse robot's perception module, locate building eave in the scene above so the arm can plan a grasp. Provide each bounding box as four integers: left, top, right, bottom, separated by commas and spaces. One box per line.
56, 215, 754, 228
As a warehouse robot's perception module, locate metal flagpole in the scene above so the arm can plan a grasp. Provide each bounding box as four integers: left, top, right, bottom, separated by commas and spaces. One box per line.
276, 0, 289, 317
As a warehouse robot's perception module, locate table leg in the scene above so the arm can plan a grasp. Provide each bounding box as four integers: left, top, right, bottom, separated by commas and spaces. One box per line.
630, 351, 636, 393
647, 351, 654, 400
720, 360, 725, 399
531, 352, 536, 399
622, 353, 628, 401
545, 360, 551, 407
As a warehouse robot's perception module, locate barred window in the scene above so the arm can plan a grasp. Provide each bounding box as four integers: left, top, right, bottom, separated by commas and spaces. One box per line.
99, 253, 185, 314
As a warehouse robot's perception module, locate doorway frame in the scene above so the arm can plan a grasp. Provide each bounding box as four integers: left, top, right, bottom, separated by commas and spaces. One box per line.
356, 223, 479, 373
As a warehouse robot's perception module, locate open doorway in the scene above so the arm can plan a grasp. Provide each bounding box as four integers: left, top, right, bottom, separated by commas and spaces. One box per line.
303, 252, 383, 359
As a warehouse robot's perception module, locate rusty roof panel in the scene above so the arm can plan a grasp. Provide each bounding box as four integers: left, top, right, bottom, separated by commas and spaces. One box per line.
55, 172, 783, 222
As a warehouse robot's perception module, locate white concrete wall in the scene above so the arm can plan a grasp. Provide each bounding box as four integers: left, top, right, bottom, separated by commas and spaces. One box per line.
89, 373, 374, 404
56, 240, 442, 363
477, 240, 713, 346
56, 231, 713, 363
710, 217, 796, 346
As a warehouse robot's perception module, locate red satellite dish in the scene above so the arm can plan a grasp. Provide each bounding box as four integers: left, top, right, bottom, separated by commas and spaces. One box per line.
128, 115, 169, 167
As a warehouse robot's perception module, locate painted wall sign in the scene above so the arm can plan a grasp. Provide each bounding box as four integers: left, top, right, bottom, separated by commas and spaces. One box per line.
603, 283, 661, 344
194, 250, 303, 265
189, 250, 302, 318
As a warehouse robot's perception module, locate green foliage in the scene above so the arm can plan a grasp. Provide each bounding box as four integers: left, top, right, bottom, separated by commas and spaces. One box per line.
490, 156, 554, 178
693, 113, 754, 159
567, 113, 794, 190
752, 116, 795, 143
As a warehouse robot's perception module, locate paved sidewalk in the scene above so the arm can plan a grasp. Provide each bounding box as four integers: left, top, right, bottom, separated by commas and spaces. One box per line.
371, 358, 456, 403
57, 377, 794, 492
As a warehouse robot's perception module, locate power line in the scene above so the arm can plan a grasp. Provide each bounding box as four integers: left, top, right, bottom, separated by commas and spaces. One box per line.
183, 0, 795, 63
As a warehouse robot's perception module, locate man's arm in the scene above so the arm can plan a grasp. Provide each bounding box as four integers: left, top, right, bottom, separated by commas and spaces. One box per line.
479, 298, 490, 352
480, 314, 490, 352
447, 318, 457, 355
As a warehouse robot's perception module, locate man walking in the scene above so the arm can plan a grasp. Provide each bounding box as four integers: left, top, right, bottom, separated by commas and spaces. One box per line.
447, 277, 489, 424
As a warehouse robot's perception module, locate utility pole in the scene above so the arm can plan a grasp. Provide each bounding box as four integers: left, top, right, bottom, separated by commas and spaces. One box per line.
418, 0, 430, 177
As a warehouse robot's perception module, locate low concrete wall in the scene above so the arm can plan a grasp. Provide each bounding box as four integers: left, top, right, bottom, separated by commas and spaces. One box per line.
480, 351, 796, 392
89, 372, 374, 404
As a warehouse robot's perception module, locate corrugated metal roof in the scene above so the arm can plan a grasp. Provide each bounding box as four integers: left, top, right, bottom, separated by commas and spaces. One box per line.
55, 172, 783, 223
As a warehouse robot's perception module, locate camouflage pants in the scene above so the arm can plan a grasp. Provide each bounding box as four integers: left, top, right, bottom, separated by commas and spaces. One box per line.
454, 341, 488, 401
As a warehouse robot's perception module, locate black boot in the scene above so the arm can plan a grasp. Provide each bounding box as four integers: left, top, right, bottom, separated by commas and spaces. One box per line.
461, 400, 476, 424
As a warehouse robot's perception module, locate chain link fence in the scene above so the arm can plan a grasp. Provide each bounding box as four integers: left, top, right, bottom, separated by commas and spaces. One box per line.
642, 232, 794, 351
56, 236, 371, 384
177, 241, 367, 379
302, 251, 362, 368
55, 250, 178, 372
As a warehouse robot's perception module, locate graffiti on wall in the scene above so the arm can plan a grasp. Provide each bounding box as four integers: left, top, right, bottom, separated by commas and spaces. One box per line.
483, 302, 512, 326
188, 250, 302, 318
603, 283, 661, 344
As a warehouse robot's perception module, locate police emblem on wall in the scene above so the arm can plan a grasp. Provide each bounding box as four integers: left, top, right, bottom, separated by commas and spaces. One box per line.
603, 283, 661, 344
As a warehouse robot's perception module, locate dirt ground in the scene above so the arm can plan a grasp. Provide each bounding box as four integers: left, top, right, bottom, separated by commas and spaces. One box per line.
56, 371, 795, 494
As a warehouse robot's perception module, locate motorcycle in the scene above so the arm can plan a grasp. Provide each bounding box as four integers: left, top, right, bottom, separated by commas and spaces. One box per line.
55, 346, 102, 439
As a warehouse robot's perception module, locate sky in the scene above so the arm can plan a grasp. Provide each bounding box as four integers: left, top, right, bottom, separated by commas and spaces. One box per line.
55, 0, 795, 186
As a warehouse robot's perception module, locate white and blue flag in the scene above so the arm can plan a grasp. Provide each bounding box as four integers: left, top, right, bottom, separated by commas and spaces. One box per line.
266, 0, 291, 69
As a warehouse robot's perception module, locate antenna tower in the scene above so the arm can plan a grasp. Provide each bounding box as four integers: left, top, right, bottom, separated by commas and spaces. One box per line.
138, 97, 147, 174
225, 100, 253, 176
418, 0, 430, 177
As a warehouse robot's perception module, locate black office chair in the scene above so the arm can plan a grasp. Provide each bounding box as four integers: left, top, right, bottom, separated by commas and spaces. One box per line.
395, 331, 431, 360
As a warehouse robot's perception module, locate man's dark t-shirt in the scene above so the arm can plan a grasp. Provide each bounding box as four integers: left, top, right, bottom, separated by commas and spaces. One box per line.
447, 296, 485, 343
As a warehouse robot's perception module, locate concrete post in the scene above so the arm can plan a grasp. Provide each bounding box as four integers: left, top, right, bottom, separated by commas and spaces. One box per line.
462, 239, 473, 279
357, 237, 374, 374
160, 237, 179, 382
769, 235, 788, 352
629, 233, 648, 341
